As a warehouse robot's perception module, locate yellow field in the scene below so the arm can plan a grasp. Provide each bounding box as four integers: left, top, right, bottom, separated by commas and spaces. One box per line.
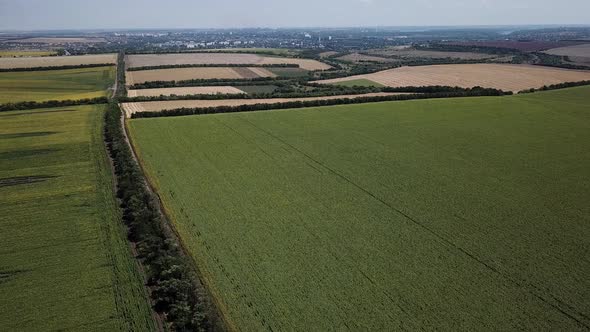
125, 67, 276, 85
0, 54, 117, 69
122, 92, 407, 116
316, 64, 590, 92
0, 50, 57, 58
127, 86, 245, 97
126, 53, 331, 71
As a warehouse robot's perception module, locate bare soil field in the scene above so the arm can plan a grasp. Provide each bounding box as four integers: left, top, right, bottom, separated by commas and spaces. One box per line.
319, 51, 339, 58
337, 53, 397, 63
366, 48, 495, 60
125, 67, 276, 85
544, 44, 590, 65
122, 92, 406, 116
0, 54, 117, 69
127, 86, 246, 97
125, 53, 331, 70
315, 64, 590, 92
10, 37, 107, 44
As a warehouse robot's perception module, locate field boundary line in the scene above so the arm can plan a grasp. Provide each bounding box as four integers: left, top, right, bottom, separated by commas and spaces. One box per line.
122, 110, 235, 332
238, 115, 590, 330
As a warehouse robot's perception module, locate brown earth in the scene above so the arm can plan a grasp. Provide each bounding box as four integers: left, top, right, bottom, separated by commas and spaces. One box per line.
125, 67, 276, 85
127, 86, 246, 97
315, 64, 590, 92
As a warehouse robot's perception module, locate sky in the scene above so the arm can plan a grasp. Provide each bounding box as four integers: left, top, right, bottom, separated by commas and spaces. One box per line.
0, 0, 588, 30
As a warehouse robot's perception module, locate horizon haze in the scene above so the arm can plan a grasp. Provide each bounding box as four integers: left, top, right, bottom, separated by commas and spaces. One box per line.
0, 0, 589, 30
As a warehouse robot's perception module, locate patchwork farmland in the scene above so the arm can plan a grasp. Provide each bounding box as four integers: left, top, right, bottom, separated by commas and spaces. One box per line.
121, 92, 406, 116
0, 105, 155, 331
316, 64, 590, 92
0, 54, 117, 69
125, 67, 276, 85
125, 53, 331, 71
127, 86, 590, 331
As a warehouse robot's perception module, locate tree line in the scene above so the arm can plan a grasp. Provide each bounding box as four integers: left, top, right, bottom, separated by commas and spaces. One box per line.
0, 97, 109, 112
131, 87, 509, 119
518, 80, 590, 94
122, 84, 501, 103
0, 63, 115, 73
107, 51, 218, 331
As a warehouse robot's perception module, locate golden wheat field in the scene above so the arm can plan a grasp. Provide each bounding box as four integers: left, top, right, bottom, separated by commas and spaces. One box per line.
316, 64, 590, 92
0, 54, 117, 69
121, 92, 407, 116
127, 86, 246, 97
125, 53, 331, 70
125, 67, 276, 85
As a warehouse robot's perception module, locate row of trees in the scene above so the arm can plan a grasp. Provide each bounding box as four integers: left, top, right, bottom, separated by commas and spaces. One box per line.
132, 88, 508, 119
0, 97, 109, 112
129, 76, 289, 89
122, 84, 506, 103
109, 51, 216, 331
518, 80, 590, 94
127, 63, 300, 71
0, 63, 115, 73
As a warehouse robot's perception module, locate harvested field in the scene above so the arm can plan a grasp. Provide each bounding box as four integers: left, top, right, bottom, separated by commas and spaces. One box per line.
121, 92, 405, 116
319, 51, 339, 58
125, 67, 276, 85
337, 53, 396, 63
0, 50, 57, 57
447, 41, 585, 52
544, 44, 590, 65
127, 86, 245, 97
126, 53, 331, 71
10, 37, 106, 44
0, 54, 116, 69
316, 64, 590, 92
366, 48, 495, 60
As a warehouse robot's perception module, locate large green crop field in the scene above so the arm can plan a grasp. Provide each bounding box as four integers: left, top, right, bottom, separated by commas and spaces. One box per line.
0, 66, 115, 104
0, 105, 155, 331
128, 86, 590, 330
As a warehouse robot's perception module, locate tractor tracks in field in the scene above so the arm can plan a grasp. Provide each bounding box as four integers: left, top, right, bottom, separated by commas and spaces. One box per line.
237, 115, 590, 330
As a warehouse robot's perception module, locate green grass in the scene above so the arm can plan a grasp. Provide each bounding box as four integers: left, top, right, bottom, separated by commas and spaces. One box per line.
234, 85, 278, 94
0, 105, 155, 331
267, 67, 310, 78
0, 66, 115, 104
128, 86, 590, 330
332, 78, 385, 87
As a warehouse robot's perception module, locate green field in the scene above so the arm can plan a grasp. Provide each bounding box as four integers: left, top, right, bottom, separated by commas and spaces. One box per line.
0, 66, 115, 104
267, 67, 310, 78
128, 87, 590, 330
0, 105, 155, 331
332, 78, 385, 87
234, 85, 278, 94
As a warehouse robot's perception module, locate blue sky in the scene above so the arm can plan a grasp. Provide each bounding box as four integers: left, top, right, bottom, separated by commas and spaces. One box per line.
0, 0, 588, 30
